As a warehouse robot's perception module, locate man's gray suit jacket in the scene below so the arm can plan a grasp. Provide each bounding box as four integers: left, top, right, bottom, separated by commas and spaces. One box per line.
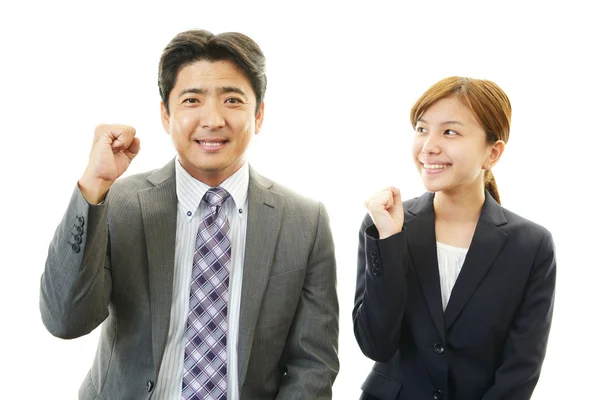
40, 160, 339, 399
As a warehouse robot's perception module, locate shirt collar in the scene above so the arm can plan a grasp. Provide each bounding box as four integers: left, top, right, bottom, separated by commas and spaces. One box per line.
175, 159, 249, 220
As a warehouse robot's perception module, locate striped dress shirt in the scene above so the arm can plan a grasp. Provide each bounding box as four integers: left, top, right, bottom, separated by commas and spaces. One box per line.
153, 160, 249, 400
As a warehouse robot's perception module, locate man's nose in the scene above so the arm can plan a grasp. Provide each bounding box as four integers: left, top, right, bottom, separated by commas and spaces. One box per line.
200, 99, 225, 130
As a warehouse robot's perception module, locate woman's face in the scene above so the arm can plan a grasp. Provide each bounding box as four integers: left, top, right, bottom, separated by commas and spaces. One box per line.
412, 96, 501, 195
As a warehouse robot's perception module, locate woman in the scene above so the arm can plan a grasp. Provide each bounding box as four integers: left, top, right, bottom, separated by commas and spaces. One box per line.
353, 77, 556, 400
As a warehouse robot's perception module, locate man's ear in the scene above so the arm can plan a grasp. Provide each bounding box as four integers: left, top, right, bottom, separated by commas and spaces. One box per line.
160, 101, 170, 134
254, 102, 265, 135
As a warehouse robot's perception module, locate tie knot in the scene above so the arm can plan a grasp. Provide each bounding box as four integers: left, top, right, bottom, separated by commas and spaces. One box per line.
204, 186, 230, 208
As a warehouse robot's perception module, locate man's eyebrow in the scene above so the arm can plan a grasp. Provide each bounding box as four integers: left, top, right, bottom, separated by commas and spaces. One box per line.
218, 86, 247, 97
178, 87, 205, 97
178, 86, 248, 97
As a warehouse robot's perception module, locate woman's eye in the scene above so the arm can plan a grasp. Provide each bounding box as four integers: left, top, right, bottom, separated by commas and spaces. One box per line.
416, 127, 427, 133
445, 129, 458, 136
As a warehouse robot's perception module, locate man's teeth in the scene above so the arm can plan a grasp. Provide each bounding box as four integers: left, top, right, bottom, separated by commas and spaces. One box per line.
424, 164, 449, 169
200, 141, 224, 147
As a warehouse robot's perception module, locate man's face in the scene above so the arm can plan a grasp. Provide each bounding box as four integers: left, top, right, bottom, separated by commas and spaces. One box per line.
161, 59, 264, 186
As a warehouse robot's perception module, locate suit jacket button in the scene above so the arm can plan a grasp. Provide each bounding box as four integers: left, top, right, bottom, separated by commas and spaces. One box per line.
73, 235, 83, 244
77, 216, 85, 227
434, 342, 445, 354
372, 267, 381, 276
71, 243, 81, 253
146, 380, 154, 392
76, 225, 84, 235
369, 250, 377, 257
432, 389, 443, 399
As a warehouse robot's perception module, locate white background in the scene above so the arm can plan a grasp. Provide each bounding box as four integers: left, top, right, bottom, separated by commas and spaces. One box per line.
1, 0, 598, 398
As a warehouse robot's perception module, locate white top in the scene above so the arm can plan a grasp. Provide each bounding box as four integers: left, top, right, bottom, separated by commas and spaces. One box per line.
436, 242, 468, 312
153, 160, 249, 400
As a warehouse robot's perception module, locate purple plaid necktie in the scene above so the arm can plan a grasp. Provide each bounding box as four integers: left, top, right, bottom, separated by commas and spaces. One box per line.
182, 187, 231, 400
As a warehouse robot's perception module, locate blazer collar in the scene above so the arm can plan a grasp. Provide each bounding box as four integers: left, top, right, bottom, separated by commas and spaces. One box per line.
140, 160, 283, 380
237, 166, 283, 384
406, 190, 507, 226
404, 192, 445, 341
443, 191, 508, 329
406, 190, 434, 218
248, 164, 275, 189
404, 190, 508, 340
138, 159, 178, 373
146, 159, 176, 186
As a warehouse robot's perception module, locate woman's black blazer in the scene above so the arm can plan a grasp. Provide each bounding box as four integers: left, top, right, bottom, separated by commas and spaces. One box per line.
353, 191, 556, 400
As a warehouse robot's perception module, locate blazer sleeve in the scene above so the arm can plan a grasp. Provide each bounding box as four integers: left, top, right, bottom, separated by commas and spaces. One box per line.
482, 230, 557, 400
275, 202, 340, 400
352, 214, 409, 362
39, 184, 112, 339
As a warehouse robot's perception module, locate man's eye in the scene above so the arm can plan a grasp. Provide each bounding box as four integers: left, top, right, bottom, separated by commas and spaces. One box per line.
183, 98, 198, 104
225, 98, 242, 104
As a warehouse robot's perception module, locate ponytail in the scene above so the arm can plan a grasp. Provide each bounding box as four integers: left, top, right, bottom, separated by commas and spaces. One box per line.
484, 170, 501, 205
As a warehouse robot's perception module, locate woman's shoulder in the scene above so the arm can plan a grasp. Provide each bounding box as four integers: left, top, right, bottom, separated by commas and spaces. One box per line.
498, 205, 553, 244
402, 195, 425, 210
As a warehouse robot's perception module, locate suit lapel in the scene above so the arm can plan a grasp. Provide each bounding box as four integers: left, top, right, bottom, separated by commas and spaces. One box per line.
138, 160, 178, 373
237, 167, 283, 385
405, 192, 446, 342
444, 191, 508, 330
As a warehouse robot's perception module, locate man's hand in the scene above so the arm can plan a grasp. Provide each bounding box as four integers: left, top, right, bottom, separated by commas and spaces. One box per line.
78, 124, 140, 204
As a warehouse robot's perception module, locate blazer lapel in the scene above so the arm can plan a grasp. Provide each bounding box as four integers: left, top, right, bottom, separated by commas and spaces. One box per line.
444, 191, 508, 330
405, 192, 446, 342
138, 160, 178, 373
237, 167, 283, 385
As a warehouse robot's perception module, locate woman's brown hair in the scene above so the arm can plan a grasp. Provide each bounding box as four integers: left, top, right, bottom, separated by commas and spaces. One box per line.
410, 77, 511, 204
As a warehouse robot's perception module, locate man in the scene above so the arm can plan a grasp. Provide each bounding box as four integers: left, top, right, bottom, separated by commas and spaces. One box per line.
40, 29, 339, 400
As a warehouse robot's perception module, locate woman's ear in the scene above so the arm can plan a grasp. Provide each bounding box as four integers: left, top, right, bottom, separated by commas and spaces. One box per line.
484, 140, 506, 170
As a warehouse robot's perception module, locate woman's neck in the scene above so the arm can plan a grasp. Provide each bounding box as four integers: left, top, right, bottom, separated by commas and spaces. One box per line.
433, 185, 486, 223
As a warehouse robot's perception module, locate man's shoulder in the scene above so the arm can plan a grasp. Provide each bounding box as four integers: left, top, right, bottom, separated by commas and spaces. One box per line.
109, 170, 154, 195
106, 166, 172, 205
249, 169, 325, 222
109, 160, 175, 198
252, 173, 321, 207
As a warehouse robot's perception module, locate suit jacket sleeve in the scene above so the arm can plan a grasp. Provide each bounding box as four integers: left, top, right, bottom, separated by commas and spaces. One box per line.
275, 202, 339, 399
352, 214, 410, 362
482, 230, 556, 400
39, 184, 112, 339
